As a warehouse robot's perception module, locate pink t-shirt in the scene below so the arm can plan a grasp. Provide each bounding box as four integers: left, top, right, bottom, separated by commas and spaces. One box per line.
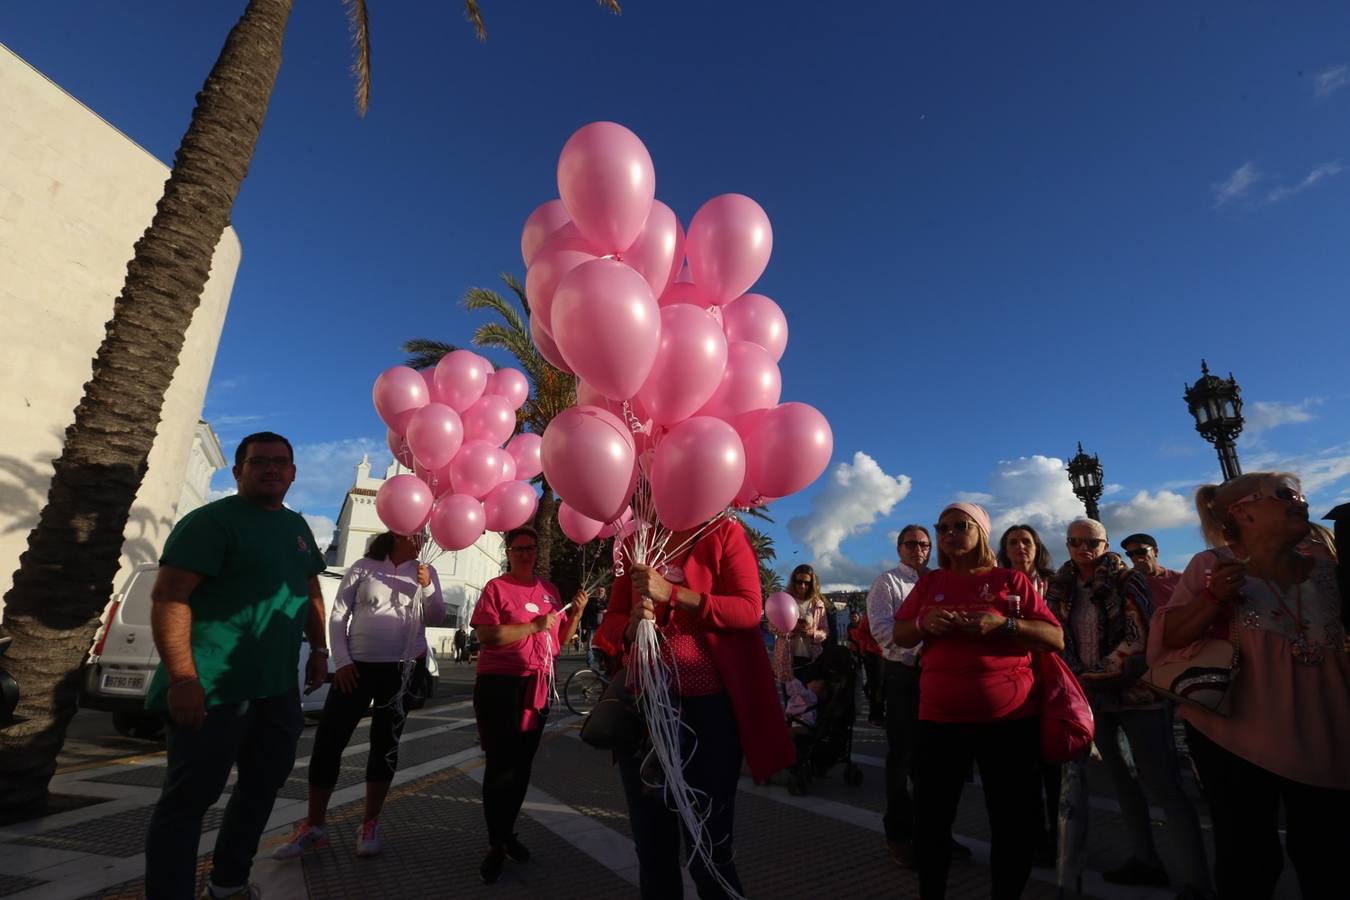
471, 575, 568, 677
896, 568, 1060, 723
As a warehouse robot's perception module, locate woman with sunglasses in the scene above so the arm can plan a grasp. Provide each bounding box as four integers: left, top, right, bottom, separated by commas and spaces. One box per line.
1046, 519, 1211, 897
894, 503, 1063, 899
472, 526, 588, 885
1149, 473, 1350, 899
770, 565, 830, 685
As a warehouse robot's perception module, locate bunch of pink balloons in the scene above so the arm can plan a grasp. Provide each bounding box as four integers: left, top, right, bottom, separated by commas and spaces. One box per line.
525, 122, 833, 535
370, 351, 542, 550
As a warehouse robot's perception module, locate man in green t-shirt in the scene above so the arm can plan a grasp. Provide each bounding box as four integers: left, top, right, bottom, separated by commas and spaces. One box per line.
144, 432, 329, 900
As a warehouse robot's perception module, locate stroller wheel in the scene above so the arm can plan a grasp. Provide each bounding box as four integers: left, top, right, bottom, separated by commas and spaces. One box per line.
843, 764, 863, 787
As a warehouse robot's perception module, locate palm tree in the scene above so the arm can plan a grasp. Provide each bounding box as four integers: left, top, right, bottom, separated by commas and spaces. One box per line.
739, 513, 783, 597
0, 0, 619, 820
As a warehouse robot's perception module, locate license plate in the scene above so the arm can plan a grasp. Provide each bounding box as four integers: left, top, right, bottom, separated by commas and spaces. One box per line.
101, 672, 146, 691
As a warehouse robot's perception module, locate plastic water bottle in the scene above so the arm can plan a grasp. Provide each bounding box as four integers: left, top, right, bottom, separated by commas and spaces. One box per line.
1008, 594, 1022, 619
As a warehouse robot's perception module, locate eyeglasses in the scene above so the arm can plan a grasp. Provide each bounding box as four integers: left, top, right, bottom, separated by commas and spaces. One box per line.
934, 521, 978, 535
1231, 486, 1307, 507
244, 456, 292, 469
900, 540, 931, 550
1124, 547, 1152, 558
508, 544, 538, 553
1066, 537, 1106, 550
793, 578, 813, 586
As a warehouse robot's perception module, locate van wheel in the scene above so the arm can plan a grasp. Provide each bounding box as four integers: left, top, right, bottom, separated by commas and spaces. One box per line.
113, 711, 164, 740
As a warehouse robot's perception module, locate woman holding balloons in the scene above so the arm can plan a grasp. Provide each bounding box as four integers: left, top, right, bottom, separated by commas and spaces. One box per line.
771, 564, 829, 683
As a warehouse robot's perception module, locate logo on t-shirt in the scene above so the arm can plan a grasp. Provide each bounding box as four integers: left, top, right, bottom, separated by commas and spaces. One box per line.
524, 602, 540, 614
934, 593, 946, 604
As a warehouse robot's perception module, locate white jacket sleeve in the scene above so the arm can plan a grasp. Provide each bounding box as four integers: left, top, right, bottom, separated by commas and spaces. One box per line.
329, 565, 362, 670
867, 574, 897, 652
420, 568, 446, 628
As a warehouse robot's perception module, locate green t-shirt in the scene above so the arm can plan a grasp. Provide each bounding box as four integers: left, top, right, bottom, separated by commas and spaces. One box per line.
145, 495, 326, 709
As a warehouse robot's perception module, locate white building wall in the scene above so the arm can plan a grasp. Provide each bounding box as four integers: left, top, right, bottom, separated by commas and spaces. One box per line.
175, 421, 227, 524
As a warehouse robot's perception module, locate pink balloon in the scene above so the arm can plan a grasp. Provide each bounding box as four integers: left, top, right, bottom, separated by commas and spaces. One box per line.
695, 341, 782, 421
530, 313, 574, 374
765, 591, 798, 634
429, 493, 486, 552
386, 428, 414, 469
557, 502, 604, 545
520, 199, 572, 267
621, 201, 684, 298
413, 459, 454, 497
449, 440, 508, 500
657, 280, 712, 309
597, 506, 634, 539
650, 417, 746, 531
405, 403, 464, 470
506, 432, 543, 480
483, 480, 539, 532
743, 402, 833, 498
576, 379, 626, 420
461, 394, 516, 447
486, 368, 530, 410
636, 304, 728, 425
433, 350, 490, 413
525, 238, 598, 337
686, 194, 773, 305
420, 367, 443, 405
721, 293, 788, 363
375, 474, 434, 536
557, 121, 656, 254
552, 258, 660, 402
372, 366, 430, 435
541, 405, 636, 523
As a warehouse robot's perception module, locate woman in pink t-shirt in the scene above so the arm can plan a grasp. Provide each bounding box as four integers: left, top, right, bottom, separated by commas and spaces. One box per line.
471, 526, 587, 885
894, 503, 1063, 900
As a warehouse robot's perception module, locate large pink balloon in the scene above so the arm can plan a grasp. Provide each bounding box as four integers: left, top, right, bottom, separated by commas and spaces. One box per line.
433, 350, 490, 413
686, 194, 773, 305
530, 313, 574, 374
557, 122, 656, 254
650, 417, 746, 531
541, 405, 636, 523
552, 259, 660, 401
486, 368, 530, 410
420, 367, 443, 405
372, 366, 430, 435
520, 199, 571, 267
386, 428, 414, 469
744, 402, 833, 498
657, 280, 712, 309
765, 591, 798, 634
429, 493, 486, 552
721, 293, 789, 363
405, 403, 464, 471
636, 304, 728, 425
576, 379, 627, 420
375, 474, 434, 536
621, 201, 684, 298
525, 237, 598, 337
483, 480, 539, 532
449, 440, 508, 500
695, 341, 781, 421
461, 394, 516, 447
557, 502, 603, 545
506, 432, 542, 480
499, 453, 517, 484
414, 459, 454, 497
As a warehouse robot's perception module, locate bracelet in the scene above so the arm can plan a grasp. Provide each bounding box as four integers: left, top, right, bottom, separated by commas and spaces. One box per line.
310, 647, 331, 657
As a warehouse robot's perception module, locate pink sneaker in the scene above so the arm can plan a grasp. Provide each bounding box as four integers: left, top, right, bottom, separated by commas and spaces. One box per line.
271, 820, 329, 860
356, 819, 382, 857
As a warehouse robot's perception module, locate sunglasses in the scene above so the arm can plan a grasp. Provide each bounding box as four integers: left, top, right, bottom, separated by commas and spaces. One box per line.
1066, 537, 1106, 550
1125, 547, 1152, 558
1231, 486, 1307, 507
934, 521, 978, 535
793, 578, 813, 585
900, 540, 931, 550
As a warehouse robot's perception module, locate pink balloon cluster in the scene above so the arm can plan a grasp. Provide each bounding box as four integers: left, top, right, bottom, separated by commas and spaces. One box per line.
370, 353, 542, 550
524, 122, 834, 537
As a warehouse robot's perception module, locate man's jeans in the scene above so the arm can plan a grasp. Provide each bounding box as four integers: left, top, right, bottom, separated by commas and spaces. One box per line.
144, 690, 303, 899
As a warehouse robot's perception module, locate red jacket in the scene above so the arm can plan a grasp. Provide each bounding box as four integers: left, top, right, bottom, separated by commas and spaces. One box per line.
601, 517, 794, 782
851, 614, 882, 656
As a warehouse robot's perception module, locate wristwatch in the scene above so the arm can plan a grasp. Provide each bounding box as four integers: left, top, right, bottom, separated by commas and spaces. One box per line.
311, 646, 331, 657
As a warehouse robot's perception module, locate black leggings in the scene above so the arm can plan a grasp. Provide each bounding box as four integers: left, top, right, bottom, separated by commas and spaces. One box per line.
309, 660, 412, 789
474, 673, 546, 847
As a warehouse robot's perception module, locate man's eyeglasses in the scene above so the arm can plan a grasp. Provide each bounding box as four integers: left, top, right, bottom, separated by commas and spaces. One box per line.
934, 521, 977, 535
900, 540, 931, 550
1124, 547, 1152, 558
244, 456, 292, 469
508, 544, 538, 553
1066, 537, 1106, 550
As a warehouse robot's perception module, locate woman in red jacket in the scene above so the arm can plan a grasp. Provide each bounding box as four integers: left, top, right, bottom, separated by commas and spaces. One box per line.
601, 516, 794, 899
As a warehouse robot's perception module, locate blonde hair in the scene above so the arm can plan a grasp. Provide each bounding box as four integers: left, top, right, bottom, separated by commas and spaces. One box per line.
1195, 471, 1301, 547
1306, 522, 1338, 562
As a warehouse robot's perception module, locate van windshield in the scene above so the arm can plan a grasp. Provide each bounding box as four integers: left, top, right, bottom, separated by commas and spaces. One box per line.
119, 571, 158, 626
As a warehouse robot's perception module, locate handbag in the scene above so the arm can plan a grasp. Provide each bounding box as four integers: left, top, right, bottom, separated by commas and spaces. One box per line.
1036, 650, 1095, 764
1140, 620, 1239, 715
578, 666, 646, 752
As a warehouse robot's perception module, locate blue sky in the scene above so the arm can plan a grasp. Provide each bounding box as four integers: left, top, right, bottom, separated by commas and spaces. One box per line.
5, 2, 1349, 585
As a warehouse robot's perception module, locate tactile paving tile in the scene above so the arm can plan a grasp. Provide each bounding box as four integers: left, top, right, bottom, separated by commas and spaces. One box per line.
11, 804, 224, 858
86, 765, 168, 789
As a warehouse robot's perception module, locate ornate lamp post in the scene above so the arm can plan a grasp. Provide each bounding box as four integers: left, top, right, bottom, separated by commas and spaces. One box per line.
1184, 360, 1244, 482
1067, 442, 1104, 521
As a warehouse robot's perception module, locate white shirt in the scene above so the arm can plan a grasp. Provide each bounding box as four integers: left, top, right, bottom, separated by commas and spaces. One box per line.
330, 558, 446, 669
866, 562, 923, 665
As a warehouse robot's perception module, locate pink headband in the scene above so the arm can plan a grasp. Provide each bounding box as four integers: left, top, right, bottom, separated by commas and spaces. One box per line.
940, 502, 991, 538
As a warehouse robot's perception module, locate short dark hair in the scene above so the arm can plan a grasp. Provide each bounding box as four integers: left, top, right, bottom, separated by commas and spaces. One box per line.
235, 431, 294, 467
1119, 533, 1157, 551
996, 523, 1055, 575
504, 526, 538, 548
365, 531, 397, 561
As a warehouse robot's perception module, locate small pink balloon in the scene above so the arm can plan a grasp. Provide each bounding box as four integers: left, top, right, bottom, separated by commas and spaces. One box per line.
576, 380, 626, 420
621, 201, 684, 298
657, 280, 712, 309
530, 313, 574, 374
525, 236, 599, 338
483, 480, 539, 532
449, 440, 508, 500
506, 432, 543, 480
552, 258, 660, 402
499, 452, 517, 484
541, 405, 637, 523
650, 417, 746, 531
557, 121, 656, 254
461, 394, 516, 447
429, 493, 486, 552
405, 403, 464, 471
597, 506, 634, 539
386, 428, 414, 469
636, 304, 728, 425
420, 367, 442, 405
765, 591, 798, 634
557, 502, 604, 545
695, 341, 782, 421
486, 368, 530, 410
686, 194, 774, 305
372, 366, 430, 435
721, 293, 789, 363
375, 474, 434, 536
743, 402, 833, 498
520, 198, 572, 267
433, 350, 490, 413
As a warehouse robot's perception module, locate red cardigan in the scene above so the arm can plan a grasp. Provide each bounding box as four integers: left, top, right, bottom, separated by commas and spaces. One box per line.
601, 517, 795, 782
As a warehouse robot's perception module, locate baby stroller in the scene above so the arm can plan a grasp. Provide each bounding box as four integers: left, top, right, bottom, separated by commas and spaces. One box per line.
786, 646, 864, 795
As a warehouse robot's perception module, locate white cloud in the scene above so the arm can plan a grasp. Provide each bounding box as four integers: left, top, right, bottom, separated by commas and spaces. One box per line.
1212, 162, 1260, 208
302, 514, 338, 549
287, 436, 386, 512
1100, 490, 1195, 536
1314, 64, 1349, 98
206, 486, 237, 502
1244, 398, 1320, 434
1265, 162, 1343, 204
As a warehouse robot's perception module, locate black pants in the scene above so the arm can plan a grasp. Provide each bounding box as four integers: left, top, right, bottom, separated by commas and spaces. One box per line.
617, 694, 744, 899
861, 653, 884, 721
309, 660, 411, 789
882, 659, 921, 842
475, 673, 545, 847
1187, 724, 1350, 899
914, 717, 1041, 900
1036, 762, 1063, 856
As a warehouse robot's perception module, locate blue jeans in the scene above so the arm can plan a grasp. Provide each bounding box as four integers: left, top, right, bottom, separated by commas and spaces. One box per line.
144, 690, 303, 899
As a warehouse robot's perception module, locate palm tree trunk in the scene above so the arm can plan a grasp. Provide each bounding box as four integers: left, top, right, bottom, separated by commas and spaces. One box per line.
0, 0, 294, 820
534, 482, 558, 579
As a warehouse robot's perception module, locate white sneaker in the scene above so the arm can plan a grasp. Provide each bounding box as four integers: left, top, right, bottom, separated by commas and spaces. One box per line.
356, 819, 382, 857
270, 820, 329, 860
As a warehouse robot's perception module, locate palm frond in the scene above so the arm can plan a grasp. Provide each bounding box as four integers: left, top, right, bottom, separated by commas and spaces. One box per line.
462, 286, 527, 337
472, 323, 541, 374
342, 0, 371, 115
598, 0, 623, 15
501, 272, 530, 316
463, 0, 487, 40
402, 338, 458, 370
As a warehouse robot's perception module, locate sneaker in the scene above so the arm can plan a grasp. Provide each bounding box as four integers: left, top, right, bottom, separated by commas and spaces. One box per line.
270, 820, 329, 860
199, 884, 262, 899
949, 839, 973, 861
1103, 857, 1170, 887
355, 819, 382, 857
887, 839, 916, 868
480, 846, 506, 884
503, 834, 530, 863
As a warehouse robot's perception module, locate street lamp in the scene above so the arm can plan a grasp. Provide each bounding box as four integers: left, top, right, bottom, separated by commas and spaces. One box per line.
1184, 360, 1244, 482
1067, 442, 1104, 521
